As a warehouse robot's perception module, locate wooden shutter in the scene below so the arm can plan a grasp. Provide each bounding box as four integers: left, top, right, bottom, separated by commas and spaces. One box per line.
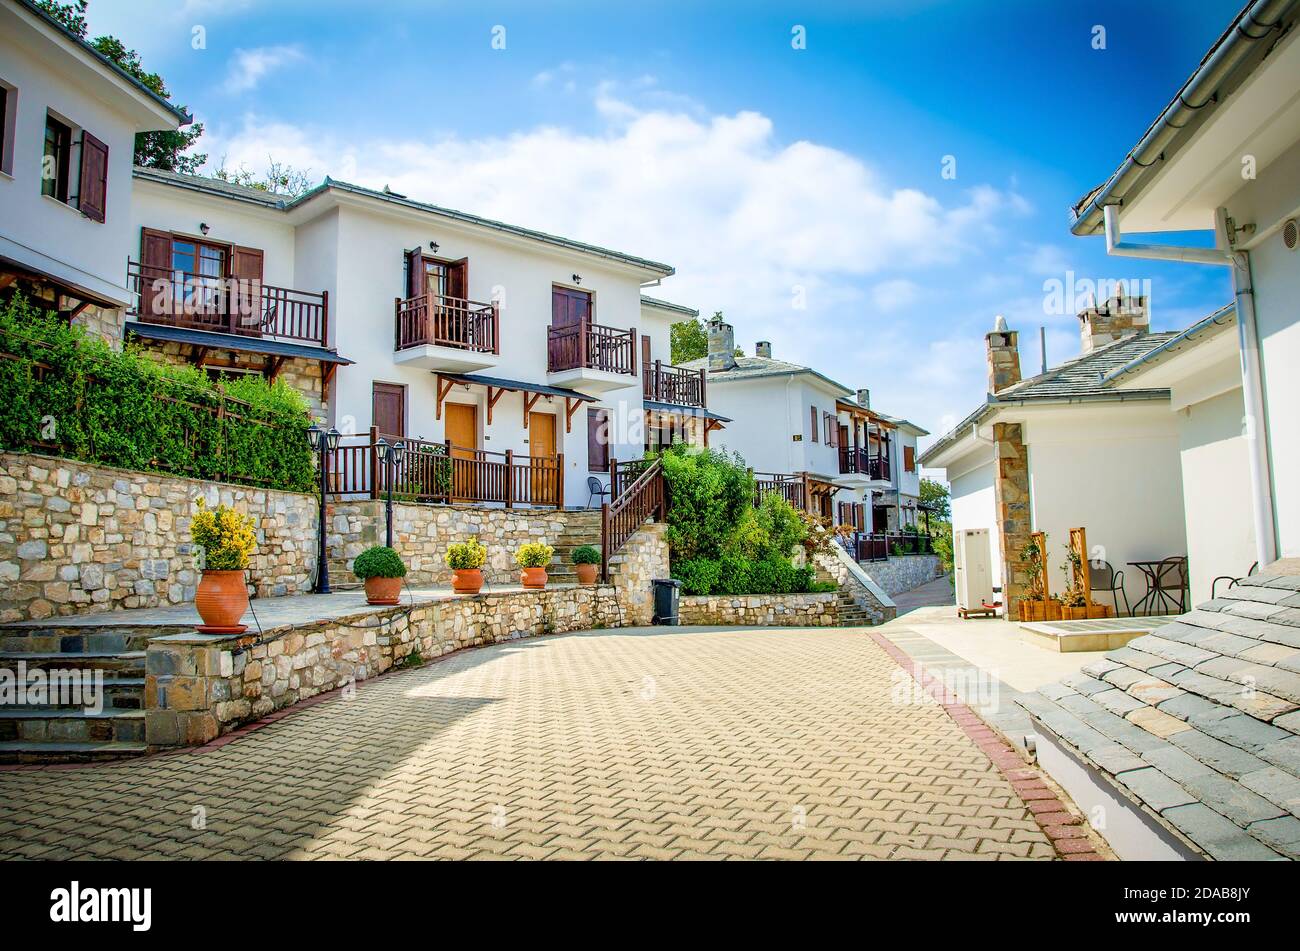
447, 258, 468, 300
372, 382, 406, 438
78, 130, 108, 222
230, 246, 264, 333
587, 408, 609, 472
810, 405, 818, 443
139, 228, 173, 317
405, 248, 424, 299
553, 286, 590, 327
904, 445, 916, 473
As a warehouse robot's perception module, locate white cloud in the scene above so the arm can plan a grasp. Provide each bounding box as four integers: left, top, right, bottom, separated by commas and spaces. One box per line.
871, 279, 920, 312
224, 45, 305, 94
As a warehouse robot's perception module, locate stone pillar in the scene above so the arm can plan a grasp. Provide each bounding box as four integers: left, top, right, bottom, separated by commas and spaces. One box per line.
707, 316, 737, 371
992, 422, 1031, 605
986, 329, 1021, 394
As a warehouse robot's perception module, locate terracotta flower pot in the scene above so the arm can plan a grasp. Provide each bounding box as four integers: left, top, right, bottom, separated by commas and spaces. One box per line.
452, 568, 483, 594
575, 563, 598, 585
520, 567, 548, 589
195, 569, 249, 634
364, 576, 402, 605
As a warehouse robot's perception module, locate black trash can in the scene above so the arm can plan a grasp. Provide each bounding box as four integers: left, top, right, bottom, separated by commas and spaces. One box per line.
653, 578, 682, 625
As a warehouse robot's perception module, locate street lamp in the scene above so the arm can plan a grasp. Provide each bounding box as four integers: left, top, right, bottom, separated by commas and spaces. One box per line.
307, 423, 341, 594
376, 437, 406, 549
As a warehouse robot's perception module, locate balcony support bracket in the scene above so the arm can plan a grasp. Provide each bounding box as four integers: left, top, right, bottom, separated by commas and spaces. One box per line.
522, 391, 543, 427
486, 385, 506, 425
434, 374, 455, 421
564, 397, 582, 434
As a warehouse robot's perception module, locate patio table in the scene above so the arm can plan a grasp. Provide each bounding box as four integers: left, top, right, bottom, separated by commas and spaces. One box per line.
1128, 558, 1187, 616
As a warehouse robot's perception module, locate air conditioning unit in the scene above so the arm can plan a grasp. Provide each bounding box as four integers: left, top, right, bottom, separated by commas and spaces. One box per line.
1283, 218, 1298, 252
954, 528, 996, 617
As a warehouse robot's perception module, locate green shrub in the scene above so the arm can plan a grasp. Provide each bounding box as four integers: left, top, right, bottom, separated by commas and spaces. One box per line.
0, 293, 313, 492
445, 537, 487, 570
659, 444, 754, 560
671, 557, 722, 596
671, 555, 820, 596
515, 542, 554, 569
352, 546, 407, 579
571, 545, 600, 565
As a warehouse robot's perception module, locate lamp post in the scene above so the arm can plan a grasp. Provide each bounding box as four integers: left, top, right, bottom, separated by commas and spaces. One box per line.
376, 437, 406, 549
307, 423, 342, 594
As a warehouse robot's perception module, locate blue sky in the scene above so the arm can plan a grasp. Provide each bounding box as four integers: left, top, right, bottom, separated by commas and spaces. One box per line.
87, 0, 1244, 447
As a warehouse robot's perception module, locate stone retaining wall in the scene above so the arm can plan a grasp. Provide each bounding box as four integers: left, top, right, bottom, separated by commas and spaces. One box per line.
678, 592, 839, 627
860, 554, 943, 597
814, 545, 896, 624
326, 500, 601, 586
0, 452, 317, 623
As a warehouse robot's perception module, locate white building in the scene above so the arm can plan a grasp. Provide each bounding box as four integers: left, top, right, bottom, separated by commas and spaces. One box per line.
1069, 0, 1300, 575
119, 169, 721, 509
920, 300, 1189, 613
682, 316, 911, 528
0, 0, 187, 331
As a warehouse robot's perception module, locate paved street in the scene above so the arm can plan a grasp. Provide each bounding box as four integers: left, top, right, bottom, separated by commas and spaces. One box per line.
0, 624, 1068, 860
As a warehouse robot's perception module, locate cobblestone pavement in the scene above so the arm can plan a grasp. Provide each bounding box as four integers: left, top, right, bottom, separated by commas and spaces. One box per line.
0, 626, 1062, 860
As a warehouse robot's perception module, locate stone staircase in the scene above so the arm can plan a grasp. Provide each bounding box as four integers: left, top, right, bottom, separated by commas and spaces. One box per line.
815, 567, 872, 627
544, 511, 604, 584
0, 621, 186, 763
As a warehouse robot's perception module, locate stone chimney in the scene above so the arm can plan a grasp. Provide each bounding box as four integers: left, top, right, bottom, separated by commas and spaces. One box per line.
707, 315, 737, 371
755, 341, 772, 359
856, 388, 871, 409
986, 315, 1021, 394
1078, 286, 1150, 354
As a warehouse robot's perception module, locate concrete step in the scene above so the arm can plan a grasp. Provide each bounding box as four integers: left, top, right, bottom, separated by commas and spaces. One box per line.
0, 651, 145, 674
0, 626, 164, 654
0, 708, 146, 744
0, 740, 149, 764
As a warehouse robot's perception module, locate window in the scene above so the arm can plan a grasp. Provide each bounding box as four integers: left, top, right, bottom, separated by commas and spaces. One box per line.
824, 413, 839, 447
810, 405, 818, 443
0, 81, 14, 176
42, 113, 72, 202
587, 408, 610, 472
904, 445, 916, 473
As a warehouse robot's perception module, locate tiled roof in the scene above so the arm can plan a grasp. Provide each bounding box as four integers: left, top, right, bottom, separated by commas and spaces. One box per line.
678, 355, 853, 395
1019, 571, 1300, 860
134, 167, 289, 207
994, 331, 1179, 402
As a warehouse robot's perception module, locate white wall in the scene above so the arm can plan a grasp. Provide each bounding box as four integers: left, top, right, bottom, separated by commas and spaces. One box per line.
1176, 388, 1256, 604
1023, 404, 1186, 613
947, 452, 1000, 590
0, 27, 144, 303
705, 373, 845, 477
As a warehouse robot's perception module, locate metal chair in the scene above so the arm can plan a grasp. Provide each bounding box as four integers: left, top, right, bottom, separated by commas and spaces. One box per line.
1088, 560, 1131, 617
586, 476, 610, 509
1150, 556, 1189, 615
1211, 561, 1259, 599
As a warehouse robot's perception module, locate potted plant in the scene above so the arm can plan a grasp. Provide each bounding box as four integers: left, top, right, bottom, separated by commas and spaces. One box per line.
190, 497, 258, 634
571, 545, 601, 584
353, 546, 407, 605
445, 537, 487, 594
516, 542, 555, 589
1016, 536, 1050, 621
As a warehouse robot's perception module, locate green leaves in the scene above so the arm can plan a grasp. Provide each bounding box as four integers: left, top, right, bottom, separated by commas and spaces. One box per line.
352, 546, 407, 580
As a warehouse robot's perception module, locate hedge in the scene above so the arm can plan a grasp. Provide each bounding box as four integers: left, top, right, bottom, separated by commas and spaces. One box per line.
0, 294, 314, 492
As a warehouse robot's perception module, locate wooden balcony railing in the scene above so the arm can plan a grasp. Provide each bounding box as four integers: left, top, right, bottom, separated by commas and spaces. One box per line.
643, 359, 706, 408
838, 447, 890, 481
547, 319, 637, 375
753, 472, 806, 509
323, 429, 562, 508
394, 293, 498, 354
601, 458, 664, 581
126, 261, 328, 346
844, 531, 934, 562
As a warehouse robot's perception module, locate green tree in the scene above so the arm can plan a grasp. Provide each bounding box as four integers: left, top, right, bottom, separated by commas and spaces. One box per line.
36, 1, 206, 173
919, 477, 950, 521
670, 316, 709, 364
213, 159, 314, 197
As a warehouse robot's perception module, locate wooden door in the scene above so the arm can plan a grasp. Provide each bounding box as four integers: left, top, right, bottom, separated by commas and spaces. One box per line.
372, 383, 405, 439
551, 286, 591, 327
445, 403, 478, 500
528, 412, 557, 505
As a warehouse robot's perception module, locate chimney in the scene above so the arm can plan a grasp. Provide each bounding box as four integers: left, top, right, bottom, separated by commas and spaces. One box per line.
856, 388, 871, 409
708, 315, 737, 371
986, 315, 1021, 394
755, 341, 772, 359
1078, 285, 1150, 353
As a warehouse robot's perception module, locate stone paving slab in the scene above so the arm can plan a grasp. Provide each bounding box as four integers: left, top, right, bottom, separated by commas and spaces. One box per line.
0, 625, 1066, 860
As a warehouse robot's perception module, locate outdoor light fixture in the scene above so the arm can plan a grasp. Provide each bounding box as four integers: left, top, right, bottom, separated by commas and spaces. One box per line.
199, 222, 210, 235
572, 273, 582, 285
307, 425, 342, 593
376, 438, 407, 548
429, 241, 440, 253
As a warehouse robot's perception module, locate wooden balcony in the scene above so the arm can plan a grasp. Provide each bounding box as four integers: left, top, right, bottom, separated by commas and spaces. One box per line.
643, 359, 706, 408
839, 447, 890, 482
393, 293, 498, 372
126, 261, 327, 346
546, 319, 637, 392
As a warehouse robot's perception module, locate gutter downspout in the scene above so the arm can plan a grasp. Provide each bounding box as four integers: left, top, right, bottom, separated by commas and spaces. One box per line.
1101, 206, 1278, 567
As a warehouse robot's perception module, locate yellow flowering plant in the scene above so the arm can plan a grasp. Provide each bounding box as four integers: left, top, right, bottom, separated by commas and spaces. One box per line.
190, 497, 258, 571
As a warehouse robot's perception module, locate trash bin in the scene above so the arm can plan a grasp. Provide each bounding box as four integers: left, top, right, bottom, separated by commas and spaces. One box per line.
653, 578, 682, 625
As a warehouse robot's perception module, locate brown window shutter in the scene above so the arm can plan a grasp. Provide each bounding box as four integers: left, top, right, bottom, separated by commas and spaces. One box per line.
231, 246, 264, 331
587, 408, 610, 472
810, 405, 818, 443
904, 445, 916, 473
447, 258, 468, 300
139, 228, 173, 317
405, 247, 424, 299
78, 131, 108, 222
641, 334, 651, 369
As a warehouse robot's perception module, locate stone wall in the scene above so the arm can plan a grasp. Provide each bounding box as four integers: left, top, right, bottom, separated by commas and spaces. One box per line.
814, 544, 896, 624
992, 421, 1032, 605
0, 452, 317, 623
139, 340, 327, 416
326, 500, 602, 586
860, 553, 943, 597
678, 592, 839, 627
609, 522, 669, 625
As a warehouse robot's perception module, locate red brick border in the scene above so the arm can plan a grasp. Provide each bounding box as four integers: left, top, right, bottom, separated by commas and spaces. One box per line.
867, 630, 1106, 861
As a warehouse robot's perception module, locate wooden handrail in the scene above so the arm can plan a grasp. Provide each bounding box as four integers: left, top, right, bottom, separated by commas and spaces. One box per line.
547, 319, 637, 375
643, 360, 707, 407
394, 293, 498, 353
601, 457, 664, 581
